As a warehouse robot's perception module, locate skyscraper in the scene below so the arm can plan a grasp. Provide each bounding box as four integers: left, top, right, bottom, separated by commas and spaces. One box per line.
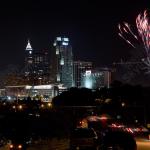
25, 40, 33, 65
73, 61, 92, 87
24, 40, 34, 77
51, 37, 73, 88
24, 40, 50, 85
34, 50, 50, 84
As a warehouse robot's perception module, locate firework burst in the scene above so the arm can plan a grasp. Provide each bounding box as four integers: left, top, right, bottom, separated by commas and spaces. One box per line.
118, 10, 150, 73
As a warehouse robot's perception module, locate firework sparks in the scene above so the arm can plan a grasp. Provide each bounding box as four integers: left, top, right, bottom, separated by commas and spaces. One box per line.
118, 10, 150, 73
118, 33, 136, 48
118, 10, 150, 53
136, 10, 150, 55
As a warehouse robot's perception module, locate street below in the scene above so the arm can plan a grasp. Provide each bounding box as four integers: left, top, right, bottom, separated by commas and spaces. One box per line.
136, 138, 150, 150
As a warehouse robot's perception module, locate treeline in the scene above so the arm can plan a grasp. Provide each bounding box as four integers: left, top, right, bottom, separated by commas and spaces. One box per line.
52, 81, 150, 124
52, 80, 150, 107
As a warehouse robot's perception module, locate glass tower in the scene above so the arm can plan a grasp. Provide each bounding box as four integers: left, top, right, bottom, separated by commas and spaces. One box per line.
52, 37, 73, 88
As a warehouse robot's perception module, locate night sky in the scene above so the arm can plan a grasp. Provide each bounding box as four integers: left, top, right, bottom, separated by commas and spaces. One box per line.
0, 0, 149, 70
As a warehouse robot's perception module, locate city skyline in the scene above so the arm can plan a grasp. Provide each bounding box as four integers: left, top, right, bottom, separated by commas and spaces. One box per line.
0, 0, 149, 70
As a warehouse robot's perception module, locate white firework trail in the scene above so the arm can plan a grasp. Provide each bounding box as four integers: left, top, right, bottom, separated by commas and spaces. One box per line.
118, 10, 150, 73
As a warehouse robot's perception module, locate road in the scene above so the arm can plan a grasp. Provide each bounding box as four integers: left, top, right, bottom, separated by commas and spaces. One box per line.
0, 138, 70, 150
136, 138, 150, 150
0, 138, 149, 150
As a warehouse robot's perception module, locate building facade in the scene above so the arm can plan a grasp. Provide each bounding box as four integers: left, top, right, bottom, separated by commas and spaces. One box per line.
81, 68, 112, 89
5, 84, 67, 102
51, 37, 73, 88
33, 50, 50, 84
24, 40, 50, 85
24, 40, 34, 75
73, 61, 92, 87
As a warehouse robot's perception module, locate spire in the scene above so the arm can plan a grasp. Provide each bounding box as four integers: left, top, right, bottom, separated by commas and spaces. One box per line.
26, 39, 33, 51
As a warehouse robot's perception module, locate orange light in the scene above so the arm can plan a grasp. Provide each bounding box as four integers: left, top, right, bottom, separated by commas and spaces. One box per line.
47, 103, 52, 107
10, 144, 13, 148
12, 105, 16, 109
18, 144, 22, 149
100, 116, 107, 120
41, 104, 44, 108
18, 105, 23, 109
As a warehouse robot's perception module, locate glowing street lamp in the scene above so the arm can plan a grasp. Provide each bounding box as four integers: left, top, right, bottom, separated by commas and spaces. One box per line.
47, 102, 52, 107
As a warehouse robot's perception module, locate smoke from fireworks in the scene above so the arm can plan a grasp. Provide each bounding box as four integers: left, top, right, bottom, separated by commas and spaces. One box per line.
118, 10, 150, 72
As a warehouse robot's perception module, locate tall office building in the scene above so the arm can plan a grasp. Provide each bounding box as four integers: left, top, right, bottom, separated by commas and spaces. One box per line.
51, 37, 73, 88
24, 40, 34, 77
33, 50, 50, 84
25, 40, 33, 65
24, 40, 50, 85
73, 61, 92, 87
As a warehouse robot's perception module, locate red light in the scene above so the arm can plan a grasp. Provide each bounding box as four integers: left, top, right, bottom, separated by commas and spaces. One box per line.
126, 128, 134, 134
18, 144, 22, 149
100, 116, 107, 120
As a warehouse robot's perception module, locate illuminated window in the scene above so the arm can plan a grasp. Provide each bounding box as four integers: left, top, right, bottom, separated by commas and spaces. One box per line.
60, 58, 64, 65
57, 37, 61, 41
29, 51, 32, 54
53, 42, 56, 46
62, 42, 68, 46
28, 60, 33, 64
57, 74, 60, 81
85, 70, 91, 76
63, 38, 69, 42
56, 48, 59, 54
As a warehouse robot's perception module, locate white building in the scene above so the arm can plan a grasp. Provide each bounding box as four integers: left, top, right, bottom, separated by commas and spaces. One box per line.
5, 84, 67, 102
81, 68, 112, 89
